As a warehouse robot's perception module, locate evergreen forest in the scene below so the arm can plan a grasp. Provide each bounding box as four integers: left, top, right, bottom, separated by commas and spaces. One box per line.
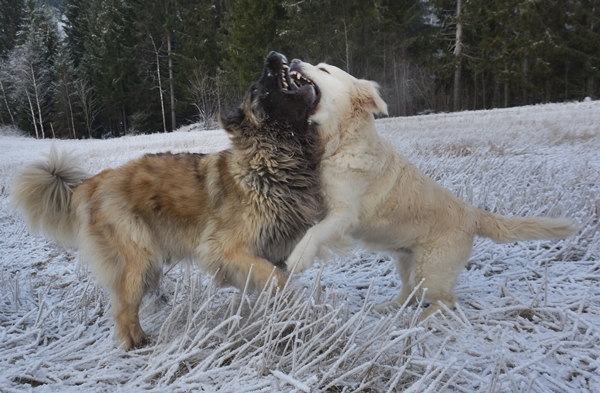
0, 0, 598, 138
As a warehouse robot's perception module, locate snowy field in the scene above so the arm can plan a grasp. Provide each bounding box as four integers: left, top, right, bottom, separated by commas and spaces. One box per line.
1, 101, 599, 392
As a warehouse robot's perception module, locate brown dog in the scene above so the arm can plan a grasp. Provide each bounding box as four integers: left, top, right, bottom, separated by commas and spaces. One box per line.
12, 52, 324, 349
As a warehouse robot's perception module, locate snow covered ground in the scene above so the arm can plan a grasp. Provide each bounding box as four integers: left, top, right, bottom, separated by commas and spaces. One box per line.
1, 101, 599, 392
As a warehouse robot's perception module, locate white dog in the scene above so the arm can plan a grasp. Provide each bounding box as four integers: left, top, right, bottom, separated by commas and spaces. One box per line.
285, 59, 577, 320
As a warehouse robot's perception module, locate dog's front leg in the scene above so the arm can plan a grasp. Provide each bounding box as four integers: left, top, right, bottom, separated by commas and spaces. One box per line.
286, 220, 333, 273
286, 197, 360, 274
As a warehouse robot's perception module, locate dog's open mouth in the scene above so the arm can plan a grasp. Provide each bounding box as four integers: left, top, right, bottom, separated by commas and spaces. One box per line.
278, 60, 320, 109
264, 52, 320, 111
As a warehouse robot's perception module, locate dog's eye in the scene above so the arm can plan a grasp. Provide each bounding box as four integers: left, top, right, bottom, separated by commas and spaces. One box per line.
319, 67, 330, 74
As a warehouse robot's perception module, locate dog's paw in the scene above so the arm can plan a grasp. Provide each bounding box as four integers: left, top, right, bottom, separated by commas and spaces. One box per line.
119, 330, 150, 351
286, 255, 312, 274
373, 301, 400, 313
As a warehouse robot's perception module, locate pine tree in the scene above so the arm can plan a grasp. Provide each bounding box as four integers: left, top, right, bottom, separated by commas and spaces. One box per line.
52, 40, 78, 138
0, 0, 25, 57
176, 0, 224, 123
82, 0, 142, 136
63, 0, 87, 68
565, 0, 600, 99
378, 0, 431, 115
129, 0, 177, 132
6, 0, 59, 137
225, 0, 287, 91
2, 0, 597, 137
0, 58, 16, 125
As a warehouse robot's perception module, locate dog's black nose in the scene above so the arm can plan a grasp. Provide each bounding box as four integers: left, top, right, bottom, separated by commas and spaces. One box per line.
266, 51, 288, 65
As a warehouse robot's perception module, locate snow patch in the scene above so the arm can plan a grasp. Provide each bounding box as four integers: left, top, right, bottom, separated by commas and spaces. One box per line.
1, 101, 599, 391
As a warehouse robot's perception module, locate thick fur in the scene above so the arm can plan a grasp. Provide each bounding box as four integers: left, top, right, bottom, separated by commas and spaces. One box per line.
12, 52, 324, 349
285, 60, 577, 320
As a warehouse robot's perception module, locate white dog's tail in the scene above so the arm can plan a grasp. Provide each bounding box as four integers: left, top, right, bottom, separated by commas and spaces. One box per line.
476, 209, 577, 243
11, 147, 88, 247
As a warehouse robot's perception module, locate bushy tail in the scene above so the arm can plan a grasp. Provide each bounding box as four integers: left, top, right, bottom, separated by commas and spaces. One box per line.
476, 209, 577, 243
11, 147, 88, 247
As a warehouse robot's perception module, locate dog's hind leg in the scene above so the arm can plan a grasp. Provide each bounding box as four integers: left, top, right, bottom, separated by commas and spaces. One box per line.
412, 237, 473, 322
374, 249, 416, 312
110, 249, 162, 350
87, 219, 161, 350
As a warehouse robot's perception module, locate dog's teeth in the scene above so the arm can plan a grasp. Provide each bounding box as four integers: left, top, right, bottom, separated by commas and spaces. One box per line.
283, 81, 288, 88
282, 64, 289, 69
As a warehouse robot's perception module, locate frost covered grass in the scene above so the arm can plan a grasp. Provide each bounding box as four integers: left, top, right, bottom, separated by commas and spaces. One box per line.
1, 101, 599, 392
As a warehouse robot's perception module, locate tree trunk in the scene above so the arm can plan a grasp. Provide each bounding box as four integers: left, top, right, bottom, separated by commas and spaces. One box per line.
76, 79, 95, 138
0, 78, 15, 125
122, 108, 127, 136
150, 33, 167, 133
343, 17, 350, 73
383, 36, 387, 89
564, 61, 569, 100
402, 58, 408, 116
522, 47, 529, 105
393, 53, 400, 116
67, 95, 76, 138
81, 88, 91, 138
30, 63, 45, 139
25, 89, 39, 138
62, 80, 77, 138
493, 78, 499, 108
168, 32, 176, 132
473, 71, 477, 110
482, 72, 486, 109
453, 0, 463, 112
589, 1, 596, 97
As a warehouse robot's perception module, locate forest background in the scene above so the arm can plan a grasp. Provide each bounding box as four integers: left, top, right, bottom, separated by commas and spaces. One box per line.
0, 0, 598, 139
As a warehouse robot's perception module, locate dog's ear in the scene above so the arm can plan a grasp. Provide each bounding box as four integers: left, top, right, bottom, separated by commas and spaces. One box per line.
218, 107, 244, 134
356, 80, 388, 116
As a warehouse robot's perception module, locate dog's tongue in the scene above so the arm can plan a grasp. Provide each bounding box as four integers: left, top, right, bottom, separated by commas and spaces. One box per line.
299, 84, 317, 106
